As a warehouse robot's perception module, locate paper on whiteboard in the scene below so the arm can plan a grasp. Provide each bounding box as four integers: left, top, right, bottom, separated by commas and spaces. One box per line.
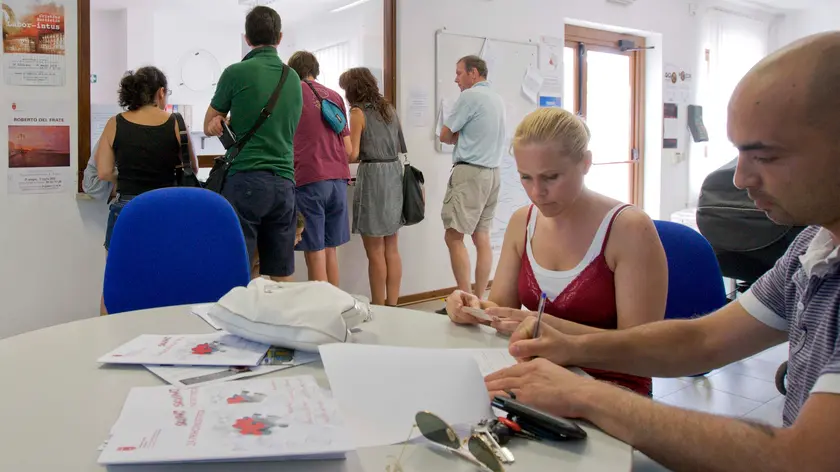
480, 38, 500, 80
436, 99, 455, 154
522, 66, 544, 104
539, 35, 563, 74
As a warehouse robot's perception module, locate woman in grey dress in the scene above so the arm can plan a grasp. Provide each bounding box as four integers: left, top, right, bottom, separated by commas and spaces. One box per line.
339, 67, 404, 306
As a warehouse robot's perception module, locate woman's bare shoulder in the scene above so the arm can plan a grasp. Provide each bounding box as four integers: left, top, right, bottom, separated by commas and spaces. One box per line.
609, 205, 660, 252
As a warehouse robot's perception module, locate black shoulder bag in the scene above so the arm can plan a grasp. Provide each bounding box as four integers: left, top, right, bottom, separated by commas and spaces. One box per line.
205, 65, 290, 194
399, 125, 425, 226
172, 112, 202, 188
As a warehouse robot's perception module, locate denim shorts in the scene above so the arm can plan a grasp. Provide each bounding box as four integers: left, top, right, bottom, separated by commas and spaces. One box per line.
104, 195, 135, 250
222, 171, 296, 278
295, 179, 350, 252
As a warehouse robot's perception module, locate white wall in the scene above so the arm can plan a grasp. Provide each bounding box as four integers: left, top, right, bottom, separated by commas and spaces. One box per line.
125, 8, 156, 68
90, 9, 127, 105
686, 3, 778, 206
152, 7, 243, 130
773, 3, 840, 49
277, 0, 384, 75
92, 6, 242, 128
395, 0, 707, 297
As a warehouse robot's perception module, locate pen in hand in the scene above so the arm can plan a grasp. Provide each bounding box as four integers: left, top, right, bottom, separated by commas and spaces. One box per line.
532, 292, 547, 339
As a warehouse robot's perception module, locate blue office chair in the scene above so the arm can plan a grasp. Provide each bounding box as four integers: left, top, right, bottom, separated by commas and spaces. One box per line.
103, 187, 251, 314
654, 220, 728, 321
654, 220, 728, 377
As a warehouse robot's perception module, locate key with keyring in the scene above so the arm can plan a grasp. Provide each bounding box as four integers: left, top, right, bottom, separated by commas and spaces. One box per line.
497, 416, 541, 441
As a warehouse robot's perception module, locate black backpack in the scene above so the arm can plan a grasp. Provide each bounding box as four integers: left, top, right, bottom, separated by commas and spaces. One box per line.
696, 158, 805, 284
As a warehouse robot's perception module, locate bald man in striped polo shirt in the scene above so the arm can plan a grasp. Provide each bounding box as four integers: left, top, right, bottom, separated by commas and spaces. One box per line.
486, 31, 840, 472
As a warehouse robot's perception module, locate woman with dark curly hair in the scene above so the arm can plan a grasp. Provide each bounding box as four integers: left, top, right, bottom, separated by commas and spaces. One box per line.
95, 66, 198, 313
339, 67, 405, 306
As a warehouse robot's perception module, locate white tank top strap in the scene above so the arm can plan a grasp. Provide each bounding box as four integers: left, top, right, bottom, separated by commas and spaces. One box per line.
525, 203, 630, 300
593, 204, 631, 255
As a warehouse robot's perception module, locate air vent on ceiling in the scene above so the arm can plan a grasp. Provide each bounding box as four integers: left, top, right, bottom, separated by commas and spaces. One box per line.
607, 0, 637, 5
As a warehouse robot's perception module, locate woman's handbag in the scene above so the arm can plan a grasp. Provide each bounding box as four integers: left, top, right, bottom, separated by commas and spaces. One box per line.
172, 112, 202, 188
402, 156, 425, 226
397, 126, 425, 226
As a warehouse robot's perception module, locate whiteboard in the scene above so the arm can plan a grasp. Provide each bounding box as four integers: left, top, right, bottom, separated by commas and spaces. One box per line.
435, 30, 538, 254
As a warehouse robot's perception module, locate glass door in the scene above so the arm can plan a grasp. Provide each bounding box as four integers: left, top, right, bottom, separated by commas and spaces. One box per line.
564, 26, 645, 204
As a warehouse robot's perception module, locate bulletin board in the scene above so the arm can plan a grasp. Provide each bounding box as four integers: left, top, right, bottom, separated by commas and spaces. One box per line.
434, 29, 539, 254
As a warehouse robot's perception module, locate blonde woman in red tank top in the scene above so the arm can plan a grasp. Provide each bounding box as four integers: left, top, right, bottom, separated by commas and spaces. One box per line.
444, 107, 668, 396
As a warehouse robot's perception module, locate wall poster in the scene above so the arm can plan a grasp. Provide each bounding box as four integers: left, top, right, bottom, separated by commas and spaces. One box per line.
7, 99, 72, 194
2, 0, 67, 86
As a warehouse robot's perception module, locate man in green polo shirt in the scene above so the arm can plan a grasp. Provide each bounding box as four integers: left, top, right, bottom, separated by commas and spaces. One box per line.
204, 5, 303, 281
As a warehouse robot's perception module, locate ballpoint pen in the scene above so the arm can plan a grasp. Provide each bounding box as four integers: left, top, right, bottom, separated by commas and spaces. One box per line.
532, 292, 547, 338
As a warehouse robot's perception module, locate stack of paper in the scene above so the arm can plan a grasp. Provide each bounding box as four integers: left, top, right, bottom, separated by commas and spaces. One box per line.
191, 304, 222, 330
145, 350, 321, 388
97, 334, 271, 367
98, 376, 352, 465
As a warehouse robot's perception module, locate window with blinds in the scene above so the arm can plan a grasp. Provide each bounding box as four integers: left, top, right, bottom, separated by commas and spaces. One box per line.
314, 41, 353, 103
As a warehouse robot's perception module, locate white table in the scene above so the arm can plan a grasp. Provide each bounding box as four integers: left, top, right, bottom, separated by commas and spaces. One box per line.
0, 305, 642, 471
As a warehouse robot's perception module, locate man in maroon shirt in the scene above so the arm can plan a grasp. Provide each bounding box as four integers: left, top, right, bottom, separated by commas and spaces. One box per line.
288, 51, 352, 285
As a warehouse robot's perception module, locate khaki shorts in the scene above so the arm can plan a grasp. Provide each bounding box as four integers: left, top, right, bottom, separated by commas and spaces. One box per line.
441, 164, 501, 235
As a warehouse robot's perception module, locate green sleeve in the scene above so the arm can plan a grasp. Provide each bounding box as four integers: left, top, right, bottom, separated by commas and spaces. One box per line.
210, 67, 235, 114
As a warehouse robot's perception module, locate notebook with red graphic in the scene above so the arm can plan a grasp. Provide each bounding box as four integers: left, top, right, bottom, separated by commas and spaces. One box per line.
97, 334, 270, 367
98, 376, 351, 465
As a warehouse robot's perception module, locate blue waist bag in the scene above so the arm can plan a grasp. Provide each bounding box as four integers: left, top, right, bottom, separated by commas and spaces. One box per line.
304, 80, 347, 135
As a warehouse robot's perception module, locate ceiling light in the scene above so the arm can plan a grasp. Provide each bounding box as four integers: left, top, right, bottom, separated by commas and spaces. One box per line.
331, 0, 371, 13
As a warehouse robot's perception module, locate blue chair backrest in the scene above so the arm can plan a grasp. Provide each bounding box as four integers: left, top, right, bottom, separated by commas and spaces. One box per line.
654, 220, 728, 320
104, 187, 251, 314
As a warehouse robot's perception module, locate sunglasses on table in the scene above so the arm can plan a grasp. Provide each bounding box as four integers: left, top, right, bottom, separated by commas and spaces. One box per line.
386, 411, 507, 472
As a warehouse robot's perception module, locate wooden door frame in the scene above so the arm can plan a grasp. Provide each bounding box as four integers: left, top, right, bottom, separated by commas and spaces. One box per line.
76, 0, 399, 190
77, 0, 91, 193
564, 25, 646, 206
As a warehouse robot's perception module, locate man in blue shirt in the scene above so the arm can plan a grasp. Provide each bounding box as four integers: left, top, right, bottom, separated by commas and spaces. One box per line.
485, 32, 840, 472
439, 55, 506, 306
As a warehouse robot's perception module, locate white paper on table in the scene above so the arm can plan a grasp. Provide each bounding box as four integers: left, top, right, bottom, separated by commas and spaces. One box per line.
319, 344, 493, 449
145, 364, 290, 387
98, 334, 270, 367
521, 66, 545, 104
98, 376, 351, 465
144, 351, 320, 387
192, 304, 222, 330
458, 348, 591, 378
